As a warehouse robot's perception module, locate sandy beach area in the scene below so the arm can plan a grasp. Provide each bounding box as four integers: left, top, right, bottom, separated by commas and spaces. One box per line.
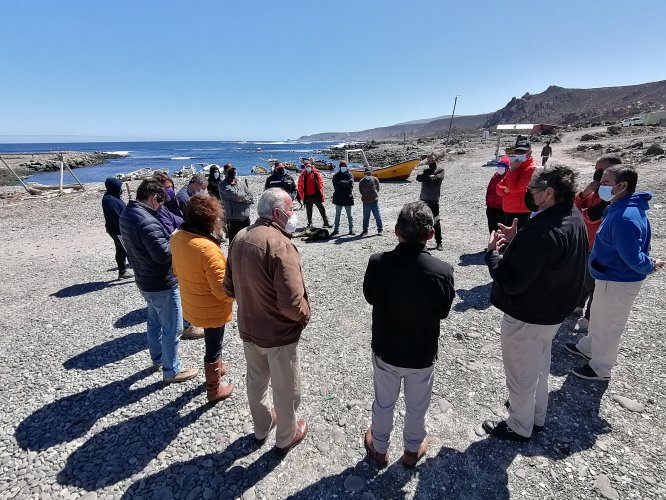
0, 127, 665, 498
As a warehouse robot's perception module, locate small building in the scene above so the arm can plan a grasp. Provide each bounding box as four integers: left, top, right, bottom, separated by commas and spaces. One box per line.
643, 110, 666, 126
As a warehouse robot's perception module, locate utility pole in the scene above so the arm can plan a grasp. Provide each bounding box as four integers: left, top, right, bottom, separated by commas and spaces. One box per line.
446, 95, 460, 144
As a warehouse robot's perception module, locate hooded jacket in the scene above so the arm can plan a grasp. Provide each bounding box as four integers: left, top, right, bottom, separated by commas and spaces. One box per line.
171, 224, 235, 328
102, 178, 126, 235
207, 166, 221, 199
496, 157, 536, 213
589, 192, 654, 282
119, 200, 177, 292
486, 200, 588, 325
265, 169, 297, 198
416, 165, 445, 202
219, 178, 254, 221
332, 169, 354, 206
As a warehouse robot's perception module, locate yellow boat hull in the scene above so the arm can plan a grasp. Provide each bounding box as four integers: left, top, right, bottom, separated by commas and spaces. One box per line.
350, 159, 421, 181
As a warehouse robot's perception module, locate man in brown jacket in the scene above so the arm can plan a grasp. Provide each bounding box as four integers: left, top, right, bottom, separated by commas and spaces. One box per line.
223, 188, 311, 455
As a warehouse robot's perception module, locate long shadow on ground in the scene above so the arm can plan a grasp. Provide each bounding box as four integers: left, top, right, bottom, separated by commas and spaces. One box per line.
121, 435, 283, 500
50, 280, 133, 298
113, 308, 147, 329
458, 250, 487, 267
454, 283, 492, 312
63, 331, 147, 370
15, 370, 161, 451
57, 386, 207, 491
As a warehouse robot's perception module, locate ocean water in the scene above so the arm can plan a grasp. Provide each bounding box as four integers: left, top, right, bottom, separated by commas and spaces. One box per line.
0, 140, 338, 184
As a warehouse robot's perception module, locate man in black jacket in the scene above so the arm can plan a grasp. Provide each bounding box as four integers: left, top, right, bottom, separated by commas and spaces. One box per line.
101, 177, 132, 279
483, 166, 587, 442
363, 202, 455, 467
119, 179, 198, 384
264, 161, 299, 207
416, 153, 445, 251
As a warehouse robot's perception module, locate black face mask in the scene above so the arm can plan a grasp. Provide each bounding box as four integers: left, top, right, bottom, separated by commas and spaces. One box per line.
428, 162, 437, 169
524, 190, 540, 212
593, 169, 603, 182
276, 167, 285, 174
226, 169, 237, 180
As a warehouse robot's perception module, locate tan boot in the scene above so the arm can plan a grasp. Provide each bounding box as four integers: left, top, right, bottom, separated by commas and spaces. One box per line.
182, 326, 204, 339
204, 359, 233, 403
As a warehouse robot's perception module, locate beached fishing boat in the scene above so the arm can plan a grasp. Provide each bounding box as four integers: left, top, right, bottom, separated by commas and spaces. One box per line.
345, 149, 420, 181
251, 165, 269, 175
115, 167, 157, 181
299, 157, 335, 170
266, 159, 299, 172
172, 165, 197, 178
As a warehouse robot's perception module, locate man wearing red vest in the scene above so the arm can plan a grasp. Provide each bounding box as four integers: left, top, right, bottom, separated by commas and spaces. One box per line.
297, 160, 331, 228
496, 140, 536, 230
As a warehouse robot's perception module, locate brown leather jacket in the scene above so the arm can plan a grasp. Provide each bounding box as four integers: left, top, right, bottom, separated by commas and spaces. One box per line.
223, 217, 311, 347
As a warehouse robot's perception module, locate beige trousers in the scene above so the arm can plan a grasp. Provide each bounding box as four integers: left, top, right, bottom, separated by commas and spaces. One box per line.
243, 341, 301, 448
501, 314, 560, 438
371, 354, 435, 454
576, 279, 643, 378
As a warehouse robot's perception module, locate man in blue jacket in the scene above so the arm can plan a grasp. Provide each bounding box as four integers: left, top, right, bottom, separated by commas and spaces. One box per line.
483, 166, 587, 442
567, 166, 664, 380
119, 179, 198, 384
101, 178, 132, 279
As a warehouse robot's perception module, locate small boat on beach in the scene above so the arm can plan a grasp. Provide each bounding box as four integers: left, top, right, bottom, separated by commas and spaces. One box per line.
345, 149, 420, 181
172, 165, 197, 178
251, 165, 269, 175
299, 157, 335, 170
266, 159, 299, 172
115, 167, 160, 182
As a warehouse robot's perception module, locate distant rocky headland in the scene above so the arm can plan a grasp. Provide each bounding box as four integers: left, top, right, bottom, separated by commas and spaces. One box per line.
0, 151, 126, 185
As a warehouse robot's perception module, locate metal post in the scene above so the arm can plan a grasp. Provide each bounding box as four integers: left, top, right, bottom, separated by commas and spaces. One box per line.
446, 95, 459, 144
0, 155, 33, 194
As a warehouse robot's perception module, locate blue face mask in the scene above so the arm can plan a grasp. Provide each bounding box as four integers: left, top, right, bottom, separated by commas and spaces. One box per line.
598, 185, 616, 202
340, 166, 348, 173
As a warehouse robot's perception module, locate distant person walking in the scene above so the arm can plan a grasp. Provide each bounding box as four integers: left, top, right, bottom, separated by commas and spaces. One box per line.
415, 153, 445, 251
219, 164, 254, 242
495, 140, 536, 230
483, 166, 587, 442
102, 177, 132, 280
571, 153, 622, 333
363, 201, 455, 467
119, 179, 198, 384
567, 166, 664, 381
297, 160, 331, 228
330, 160, 355, 236
359, 169, 383, 236
223, 188, 310, 455
540, 141, 553, 166
171, 195, 235, 403
485, 156, 509, 234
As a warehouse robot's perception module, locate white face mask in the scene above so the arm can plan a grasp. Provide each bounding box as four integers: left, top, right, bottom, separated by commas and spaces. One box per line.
512, 154, 527, 163
364, 175, 372, 180
196, 189, 207, 196
340, 166, 348, 173
598, 185, 622, 202
305, 167, 312, 173
284, 213, 299, 233
496, 166, 507, 175
213, 172, 220, 179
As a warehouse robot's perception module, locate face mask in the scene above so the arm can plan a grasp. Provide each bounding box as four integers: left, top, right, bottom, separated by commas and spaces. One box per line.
276, 167, 285, 174
428, 162, 437, 169
524, 190, 540, 212
226, 170, 237, 180
165, 187, 175, 200
213, 172, 220, 180
593, 169, 603, 182
364, 175, 372, 180
305, 167, 312, 173
196, 189, 207, 196
496, 166, 507, 175
340, 166, 348, 173
598, 185, 616, 202
513, 154, 527, 162
283, 213, 299, 233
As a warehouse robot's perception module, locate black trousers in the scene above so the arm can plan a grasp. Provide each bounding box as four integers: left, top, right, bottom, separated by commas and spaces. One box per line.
486, 206, 505, 234
204, 325, 225, 363
424, 200, 442, 244
504, 212, 531, 231
304, 195, 329, 225
109, 233, 127, 272
227, 218, 250, 242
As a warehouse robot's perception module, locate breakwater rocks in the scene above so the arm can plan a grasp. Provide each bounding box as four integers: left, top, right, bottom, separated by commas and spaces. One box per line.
17, 151, 126, 172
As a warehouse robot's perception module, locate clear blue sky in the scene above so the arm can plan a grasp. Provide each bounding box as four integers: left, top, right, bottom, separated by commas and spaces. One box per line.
1, 0, 664, 142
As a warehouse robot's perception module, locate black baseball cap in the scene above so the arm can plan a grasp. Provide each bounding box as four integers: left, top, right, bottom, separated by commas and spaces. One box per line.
515, 140, 531, 151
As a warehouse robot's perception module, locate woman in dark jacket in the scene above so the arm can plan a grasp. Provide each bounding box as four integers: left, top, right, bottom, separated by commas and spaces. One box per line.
207, 165, 222, 200
102, 177, 132, 279
331, 160, 355, 236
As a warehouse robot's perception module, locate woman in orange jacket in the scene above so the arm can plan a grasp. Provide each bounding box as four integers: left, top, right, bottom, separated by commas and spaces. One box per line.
171, 195, 235, 403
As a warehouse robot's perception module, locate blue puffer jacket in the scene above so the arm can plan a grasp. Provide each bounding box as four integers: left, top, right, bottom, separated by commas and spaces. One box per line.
589, 192, 654, 282
119, 200, 178, 292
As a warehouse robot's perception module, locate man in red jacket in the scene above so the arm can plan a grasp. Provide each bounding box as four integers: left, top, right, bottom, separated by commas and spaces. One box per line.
496, 140, 536, 230
485, 156, 509, 233
297, 160, 331, 228
571, 153, 622, 332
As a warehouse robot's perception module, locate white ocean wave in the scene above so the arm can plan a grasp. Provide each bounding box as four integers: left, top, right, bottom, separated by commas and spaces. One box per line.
105, 151, 130, 156
171, 156, 193, 160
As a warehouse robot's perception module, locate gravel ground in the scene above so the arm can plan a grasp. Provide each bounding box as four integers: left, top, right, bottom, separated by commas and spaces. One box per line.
0, 129, 665, 499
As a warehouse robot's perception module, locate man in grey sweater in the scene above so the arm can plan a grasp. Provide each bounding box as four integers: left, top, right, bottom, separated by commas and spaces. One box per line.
359, 168, 383, 236
219, 165, 254, 242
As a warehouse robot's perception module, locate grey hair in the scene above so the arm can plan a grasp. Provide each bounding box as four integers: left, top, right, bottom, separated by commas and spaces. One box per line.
189, 173, 207, 185
396, 201, 434, 242
257, 188, 289, 218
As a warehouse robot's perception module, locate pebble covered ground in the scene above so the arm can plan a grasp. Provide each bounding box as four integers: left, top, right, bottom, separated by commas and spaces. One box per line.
0, 128, 665, 499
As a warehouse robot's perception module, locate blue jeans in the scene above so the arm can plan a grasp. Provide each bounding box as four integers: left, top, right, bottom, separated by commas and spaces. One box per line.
140, 287, 183, 379
362, 201, 383, 232
334, 205, 353, 232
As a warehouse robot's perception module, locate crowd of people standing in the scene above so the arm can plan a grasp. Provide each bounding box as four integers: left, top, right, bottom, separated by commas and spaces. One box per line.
99, 143, 663, 467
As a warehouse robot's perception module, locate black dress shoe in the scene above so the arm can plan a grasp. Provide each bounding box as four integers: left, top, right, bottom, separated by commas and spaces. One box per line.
482, 420, 530, 442
503, 401, 544, 433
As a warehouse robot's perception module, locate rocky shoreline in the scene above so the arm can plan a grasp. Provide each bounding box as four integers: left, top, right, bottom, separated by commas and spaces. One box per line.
0, 151, 126, 186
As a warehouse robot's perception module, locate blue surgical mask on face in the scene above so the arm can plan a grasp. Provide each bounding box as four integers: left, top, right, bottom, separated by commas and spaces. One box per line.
598, 185, 615, 202
340, 166, 348, 172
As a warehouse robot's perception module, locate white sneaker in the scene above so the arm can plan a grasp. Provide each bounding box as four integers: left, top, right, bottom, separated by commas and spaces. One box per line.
573, 317, 589, 333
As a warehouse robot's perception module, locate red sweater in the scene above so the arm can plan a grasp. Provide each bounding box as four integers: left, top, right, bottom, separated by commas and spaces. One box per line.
486, 173, 505, 209
574, 190, 603, 250
496, 157, 536, 213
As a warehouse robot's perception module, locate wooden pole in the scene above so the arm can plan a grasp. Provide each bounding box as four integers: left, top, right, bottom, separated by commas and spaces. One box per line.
125, 182, 132, 200
63, 163, 85, 190
0, 155, 33, 194
58, 154, 65, 193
